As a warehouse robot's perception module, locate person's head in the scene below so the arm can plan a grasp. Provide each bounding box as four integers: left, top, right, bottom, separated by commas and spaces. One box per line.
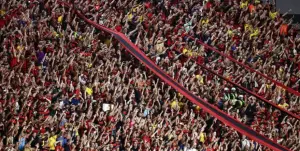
50, 131, 55, 136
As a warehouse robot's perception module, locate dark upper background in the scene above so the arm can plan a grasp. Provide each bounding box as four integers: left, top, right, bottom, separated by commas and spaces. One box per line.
276, 0, 300, 24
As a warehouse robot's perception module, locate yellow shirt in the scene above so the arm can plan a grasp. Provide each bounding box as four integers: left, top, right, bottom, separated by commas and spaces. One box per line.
127, 13, 133, 21
201, 19, 209, 25
58, 16, 63, 23
269, 12, 278, 20
152, 124, 157, 129
196, 74, 204, 84
178, 102, 184, 108
17, 45, 24, 51
250, 28, 259, 39
244, 24, 253, 32
227, 29, 234, 37
139, 16, 143, 22
187, 51, 193, 57
240, 1, 248, 8
48, 135, 57, 150
278, 103, 289, 109
183, 48, 193, 57
52, 31, 63, 38
85, 87, 93, 95
199, 132, 206, 143
183, 48, 188, 54
171, 100, 179, 109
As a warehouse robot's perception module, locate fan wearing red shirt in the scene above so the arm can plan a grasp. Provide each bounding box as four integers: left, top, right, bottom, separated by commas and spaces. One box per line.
55, 142, 64, 151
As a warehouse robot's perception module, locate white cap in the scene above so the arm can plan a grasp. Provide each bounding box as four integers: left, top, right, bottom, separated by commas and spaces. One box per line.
238, 95, 243, 98
224, 87, 229, 91
231, 87, 236, 91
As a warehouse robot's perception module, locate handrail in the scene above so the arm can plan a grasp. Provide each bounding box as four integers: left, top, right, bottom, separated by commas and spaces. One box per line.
55, 1, 291, 150
186, 36, 300, 97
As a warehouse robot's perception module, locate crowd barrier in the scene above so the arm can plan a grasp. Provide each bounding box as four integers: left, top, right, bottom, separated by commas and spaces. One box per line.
186, 36, 300, 97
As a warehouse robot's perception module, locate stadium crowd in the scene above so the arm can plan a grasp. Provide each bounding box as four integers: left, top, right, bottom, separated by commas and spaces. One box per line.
0, 0, 299, 151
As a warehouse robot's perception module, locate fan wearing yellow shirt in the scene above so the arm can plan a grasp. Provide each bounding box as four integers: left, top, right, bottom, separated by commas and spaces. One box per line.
183, 47, 193, 57
85, 83, 93, 100
171, 100, 178, 109
85, 87, 93, 96
17, 45, 24, 51
138, 15, 144, 23
250, 28, 259, 39
48, 133, 57, 151
199, 132, 206, 143
278, 103, 289, 109
127, 13, 133, 22
195, 74, 204, 85
127, 4, 142, 22
58, 15, 63, 24
244, 23, 253, 32
240, 0, 249, 9
182, 48, 188, 55
187, 51, 193, 57
269, 11, 278, 20
227, 29, 234, 37
278, 99, 289, 109
201, 18, 209, 25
